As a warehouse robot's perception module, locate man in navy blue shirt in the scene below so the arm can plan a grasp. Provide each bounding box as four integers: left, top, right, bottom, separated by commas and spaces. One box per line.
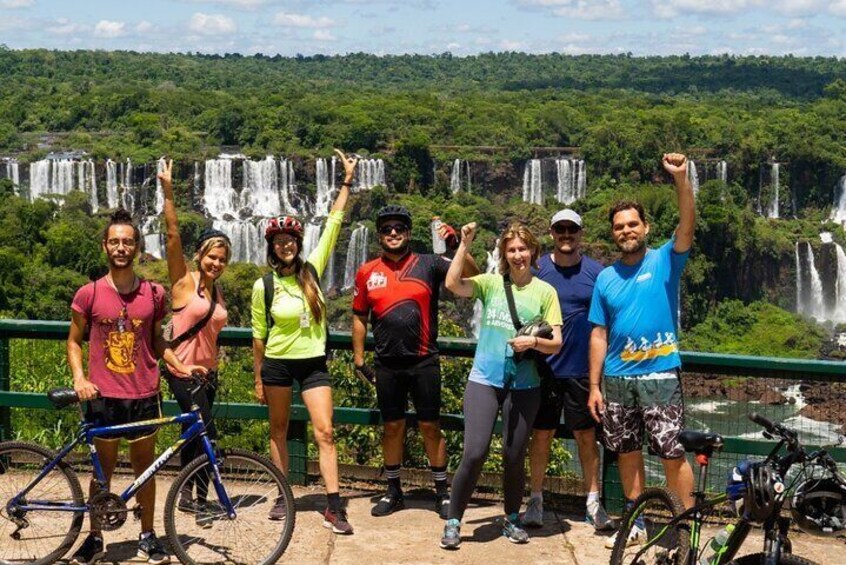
521, 209, 614, 532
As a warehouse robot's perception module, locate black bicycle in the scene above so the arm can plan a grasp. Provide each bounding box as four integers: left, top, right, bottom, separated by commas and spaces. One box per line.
0, 381, 296, 565
611, 412, 846, 565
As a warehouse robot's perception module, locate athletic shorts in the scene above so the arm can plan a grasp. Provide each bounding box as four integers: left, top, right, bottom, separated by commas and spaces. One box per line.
84, 394, 163, 442
533, 377, 596, 432
261, 356, 332, 392
600, 370, 685, 459
375, 355, 441, 423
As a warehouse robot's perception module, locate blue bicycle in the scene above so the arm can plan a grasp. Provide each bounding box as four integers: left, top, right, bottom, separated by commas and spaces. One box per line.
0, 382, 296, 565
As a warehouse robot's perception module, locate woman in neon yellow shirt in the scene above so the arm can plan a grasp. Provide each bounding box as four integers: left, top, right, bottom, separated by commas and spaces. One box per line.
251, 150, 357, 535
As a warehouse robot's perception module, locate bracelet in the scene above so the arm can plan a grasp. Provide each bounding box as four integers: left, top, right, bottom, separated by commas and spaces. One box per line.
341, 181, 353, 187
533, 336, 538, 348
589, 382, 601, 388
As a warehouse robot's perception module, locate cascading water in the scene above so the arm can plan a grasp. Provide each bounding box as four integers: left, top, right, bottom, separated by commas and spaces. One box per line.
473, 240, 502, 337
522, 159, 543, 205
796, 240, 825, 321
302, 222, 322, 260
830, 175, 846, 227
767, 163, 780, 219
105, 159, 119, 208
279, 158, 298, 215
717, 160, 728, 184
1, 159, 20, 190
314, 158, 334, 218
343, 224, 369, 290
243, 156, 282, 217
204, 158, 237, 220
355, 158, 384, 191
555, 158, 586, 204
450, 159, 462, 194
687, 160, 699, 196
29, 157, 98, 208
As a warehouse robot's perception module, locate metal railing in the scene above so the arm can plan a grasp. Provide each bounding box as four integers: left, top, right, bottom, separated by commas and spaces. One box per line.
1, 319, 844, 510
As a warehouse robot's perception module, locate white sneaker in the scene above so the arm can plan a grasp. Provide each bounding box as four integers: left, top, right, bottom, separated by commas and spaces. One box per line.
604, 524, 645, 549
521, 496, 544, 528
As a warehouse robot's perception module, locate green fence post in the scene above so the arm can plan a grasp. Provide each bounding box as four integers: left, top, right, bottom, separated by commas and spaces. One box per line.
0, 336, 10, 441
287, 385, 309, 486
601, 448, 624, 514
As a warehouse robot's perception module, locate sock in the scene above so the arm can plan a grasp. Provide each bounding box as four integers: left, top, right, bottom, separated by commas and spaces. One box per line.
625, 499, 645, 530
531, 491, 543, 502
385, 464, 402, 496
431, 465, 448, 494
587, 491, 600, 512
140, 531, 153, 540
327, 492, 342, 512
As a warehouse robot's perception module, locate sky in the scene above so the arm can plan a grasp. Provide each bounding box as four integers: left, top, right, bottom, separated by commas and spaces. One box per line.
1, 0, 846, 57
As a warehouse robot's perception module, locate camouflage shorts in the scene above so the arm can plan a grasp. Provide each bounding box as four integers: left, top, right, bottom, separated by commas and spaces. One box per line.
600, 371, 685, 459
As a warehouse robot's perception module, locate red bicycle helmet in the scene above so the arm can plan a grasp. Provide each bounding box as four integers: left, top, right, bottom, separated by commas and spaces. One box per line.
265, 216, 304, 242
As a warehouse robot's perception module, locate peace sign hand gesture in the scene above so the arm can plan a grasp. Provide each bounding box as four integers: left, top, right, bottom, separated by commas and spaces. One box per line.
334, 149, 359, 185
157, 159, 174, 195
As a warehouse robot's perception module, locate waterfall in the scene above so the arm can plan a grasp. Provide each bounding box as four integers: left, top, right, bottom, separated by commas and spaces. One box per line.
485, 239, 501, 275
343, 224, 369, 290
355, 158, 384, 191
687, 160, 699, 196
323, 253, 336, 292
105, 159, 119, 208
29, 158, 97, 206
522, 159, 543, 205
315, 158, 333, 218
555, 158, 586, 204
768, 163, 780, 219
192, 161, 201, 209
2, 159, 20, 190
795, 242, 803, 315
805, 241, 825, 320
835, 243, 846, 323
212, 218, 268, 265
450, 159, 462, 194
154, 158, 165, 214
830, 175, 846, 227
203, 158, 237, 220
243, 156, 281, 217
121, 158, 135, 212
279, 158, 298, 215
717, 160, 728, 183
302, 221, 322, 260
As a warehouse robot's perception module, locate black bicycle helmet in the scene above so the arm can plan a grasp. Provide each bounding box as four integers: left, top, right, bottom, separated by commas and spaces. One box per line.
744, 463, 782, 523
791, 477, 846, 537
376, 205, 412, 228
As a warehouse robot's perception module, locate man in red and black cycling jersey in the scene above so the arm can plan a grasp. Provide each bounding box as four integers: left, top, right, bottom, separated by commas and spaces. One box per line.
352, 205, 479, 520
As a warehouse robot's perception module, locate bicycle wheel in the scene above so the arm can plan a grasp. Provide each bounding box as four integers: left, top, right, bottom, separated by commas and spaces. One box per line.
729, 553, 817, 565
164, 448, 296, 565
611, 487, 691, 565
0, 441, 85, 565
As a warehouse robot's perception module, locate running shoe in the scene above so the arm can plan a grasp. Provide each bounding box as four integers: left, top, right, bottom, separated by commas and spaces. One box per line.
195, 502, 214, 529
268, 495, 288, 520
502, 513, 530, 544
137, 532, 171, 564
70, 533, 105, 565
522, 496, 544, 528
323, 507, 354, 535
435, 491, 450, 520
586, 501, 617, 532
371, 491, 404, 517
440, 518, 462, 550
177, 491, 197, 513
604, 524, 645, 549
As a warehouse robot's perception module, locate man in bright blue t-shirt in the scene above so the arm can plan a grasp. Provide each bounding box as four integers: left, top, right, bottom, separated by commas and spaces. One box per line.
587, 153, 696, 548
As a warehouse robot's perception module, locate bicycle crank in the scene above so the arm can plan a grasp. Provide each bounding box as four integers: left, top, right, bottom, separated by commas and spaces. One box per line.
89, 491, 128, 531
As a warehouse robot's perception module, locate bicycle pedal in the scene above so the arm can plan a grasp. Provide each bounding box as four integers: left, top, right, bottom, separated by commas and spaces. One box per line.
132, 505, 142, 520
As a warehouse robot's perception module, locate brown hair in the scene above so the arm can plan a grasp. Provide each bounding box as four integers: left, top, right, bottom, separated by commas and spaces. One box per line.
266, 239, 325, 324
608, 201, 647, 226
195, 236, 232, 265
497, 222, 541, 275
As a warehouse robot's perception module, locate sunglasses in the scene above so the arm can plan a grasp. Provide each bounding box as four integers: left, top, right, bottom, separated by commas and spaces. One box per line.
552, 223, 581, 235
378, 224, 409, 236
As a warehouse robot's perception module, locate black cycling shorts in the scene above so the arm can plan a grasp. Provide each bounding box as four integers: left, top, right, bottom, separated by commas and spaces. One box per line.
533, 377, 596, 432
261, 356, 332, 392
375, 355, 441, 423
84, 394, 163, 441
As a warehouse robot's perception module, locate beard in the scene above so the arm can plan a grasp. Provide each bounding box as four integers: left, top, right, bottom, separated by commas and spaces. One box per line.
107, 253, 135, 270
380, 238, 409, 255
616, 236, 646, 255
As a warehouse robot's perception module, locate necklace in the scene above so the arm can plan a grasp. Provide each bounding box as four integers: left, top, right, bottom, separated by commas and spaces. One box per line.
105, 274, 139, 333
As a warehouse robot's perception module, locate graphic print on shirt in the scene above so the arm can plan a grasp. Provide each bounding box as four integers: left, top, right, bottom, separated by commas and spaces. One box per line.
100, 313, 143, 374
620, 332, 678, 362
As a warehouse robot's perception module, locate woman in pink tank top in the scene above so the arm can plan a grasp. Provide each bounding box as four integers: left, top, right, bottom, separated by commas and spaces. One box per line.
158, 160, 232, 514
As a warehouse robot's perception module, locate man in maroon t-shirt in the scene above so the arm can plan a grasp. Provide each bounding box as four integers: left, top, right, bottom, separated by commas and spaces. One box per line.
352, 205, 478, 520
66, 210, 194, 565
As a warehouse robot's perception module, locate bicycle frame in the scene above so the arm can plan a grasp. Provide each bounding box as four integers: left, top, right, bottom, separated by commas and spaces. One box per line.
9, 404, 235, 520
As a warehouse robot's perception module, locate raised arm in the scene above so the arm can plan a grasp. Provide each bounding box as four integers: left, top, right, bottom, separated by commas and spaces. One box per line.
663, 153, 695, 254
158, 159, 191, 292
436, 223, 481, 277
445, 223, 478, 298
330, 149, 359, 214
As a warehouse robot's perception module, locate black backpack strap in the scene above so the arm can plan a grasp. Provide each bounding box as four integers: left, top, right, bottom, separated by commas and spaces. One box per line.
262, 272, 275, 341
170, 284, 218, 348
502, 274, 523, 332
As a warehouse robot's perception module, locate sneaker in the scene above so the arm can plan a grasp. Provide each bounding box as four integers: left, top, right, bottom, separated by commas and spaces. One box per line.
70, 533, 105, 565
586, 501, 617, 532
604, 524, 645, 549
371, 491, 404, 517
323, 506, 354, 535
522, 496, 544, 528
137, 532, 171, 565
268, 495, 288, 521
440, 518, 461, 550
435, 492, 450, 520
178, 491, 197, 514
195, 502, 214, 529
502, 513, 530, 544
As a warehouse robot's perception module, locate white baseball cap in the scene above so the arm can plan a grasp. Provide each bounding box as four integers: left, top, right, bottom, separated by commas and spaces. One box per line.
550, 209, 582, 227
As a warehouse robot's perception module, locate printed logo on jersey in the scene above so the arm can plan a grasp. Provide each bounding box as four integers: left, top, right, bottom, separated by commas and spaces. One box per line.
366, 271, 388, 291
636, 273, 653, 283
620, 332, 677, 362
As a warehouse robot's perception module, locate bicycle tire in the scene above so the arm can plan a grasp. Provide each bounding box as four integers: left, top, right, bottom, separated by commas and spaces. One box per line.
0, 441, 85, 565
164, 447, 296, 565
729, 553, 818, 565
611, 487, 691, 565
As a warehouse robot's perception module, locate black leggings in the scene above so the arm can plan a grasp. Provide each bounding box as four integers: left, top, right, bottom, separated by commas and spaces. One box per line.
448, 380, 541, 520
165, 370, 218, 500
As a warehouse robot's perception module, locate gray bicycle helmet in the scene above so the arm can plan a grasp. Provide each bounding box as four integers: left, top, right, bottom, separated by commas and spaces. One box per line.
744, 463, 782, 523
790, 477, 846, 537
376, 205, 412, 228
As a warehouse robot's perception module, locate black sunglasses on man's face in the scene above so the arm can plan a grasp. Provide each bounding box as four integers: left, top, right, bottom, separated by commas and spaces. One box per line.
378, 224, 409, 236
552, 223, 581, 235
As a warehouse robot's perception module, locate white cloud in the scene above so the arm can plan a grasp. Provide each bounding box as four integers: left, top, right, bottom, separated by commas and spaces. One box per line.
94, 20, 126, 39
446, 42, 461, 50
517, 0, 624, 20
136, 21, 155, 34
650, 0, 764, 19
1, 0, 34, 8
830, 0, 846, 16
500, 39, 525, 50
188, 12, 236, 35
313, 29, 336, 41
771, 0, 823, 17
273, 12, 335, 28
46, 18, 87, 35
184, 0, 269, 8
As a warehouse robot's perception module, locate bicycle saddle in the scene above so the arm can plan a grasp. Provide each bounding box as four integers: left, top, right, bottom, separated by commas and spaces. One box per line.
679, 430, 724, 455
47, 387, 81, 409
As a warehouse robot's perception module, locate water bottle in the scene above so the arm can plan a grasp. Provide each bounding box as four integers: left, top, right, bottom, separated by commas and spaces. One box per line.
699, 524, 735, 565
431, 217, 446, 254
